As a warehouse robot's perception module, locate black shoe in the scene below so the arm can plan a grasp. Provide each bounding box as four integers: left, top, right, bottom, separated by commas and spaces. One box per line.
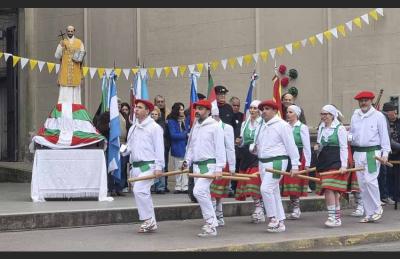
156, 190, 165, 194
110, 191, 117, 197
165, 188, 170, 193
173, 190, 181, 194
181, 190, 188, 194
116, 191, 125, 196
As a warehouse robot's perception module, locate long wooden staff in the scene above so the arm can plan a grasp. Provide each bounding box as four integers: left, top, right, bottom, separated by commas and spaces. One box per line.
222, 172, 258, 178
128, 169, 189, 182
265, 168, 321, 182
188, 173, 251, 181
375, 156, 394, 167
389, 160, 400, 164
292, 167, 317, 175
318, 167, 365, 176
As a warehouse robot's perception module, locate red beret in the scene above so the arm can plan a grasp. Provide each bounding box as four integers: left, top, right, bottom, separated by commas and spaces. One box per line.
281, 77, 289, 87
135, 99, 155, 112
258, 99, 279, 111
354, 91, 375, 100
278, 64, 287, 74
193, 99, 212, 110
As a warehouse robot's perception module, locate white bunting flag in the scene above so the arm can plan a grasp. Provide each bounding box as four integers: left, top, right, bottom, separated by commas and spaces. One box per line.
20, 58, 29, 69
4, 53, 12, 62
221, 59, 228, 70
316, 33, 324, 44
345, 21, 353, 31
188, 64, 195, 74
236, 56, 243, 67
38, 61, 45, 72
105, 68, 113, 77
55, 64, 60, 74
361, 14, 369, 24
285, 43, 293, 55
139, 68, 147, 79
269, 48, 276, 59
301, 38, 307, 47
89, 67, 97, 79
252, 53, 259, 63
123, 68, 130, 80
376, 8, 383, 16
330, 28, 338, 38
156, 67, 163, 78
172, 66, 178, 77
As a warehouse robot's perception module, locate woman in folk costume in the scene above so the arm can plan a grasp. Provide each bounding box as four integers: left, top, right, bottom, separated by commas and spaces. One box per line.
234, 100, 266, 223
280, 105, 311, 220
315, 104, 348, 227
209, 104, 236, 227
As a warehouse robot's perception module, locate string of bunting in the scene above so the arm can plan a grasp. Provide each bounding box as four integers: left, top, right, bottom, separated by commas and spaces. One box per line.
0, 8, 383, 81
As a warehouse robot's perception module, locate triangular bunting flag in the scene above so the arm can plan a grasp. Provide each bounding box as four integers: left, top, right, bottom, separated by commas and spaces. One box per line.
236, 56, 243, 67
29, 59, 38, 70
211, 60, 219, 71
196, 63, 204, 74
376, 8, 383, 17
156, 67, 163, 78
252, 53, 259, 63
346, 21, 353, 31
148, 67, 156, 79
97, 68, 105, 79
132, 68, 139, 75
221, 59, 228, 70
330, 27, 338, 38
188, 64, 195, 74
293, 41, 301, 50
0, 52, 3, 59
114, 68, 122, 78
82, 66, 89, 77
276, 46, 285, 56
89, 67, 97, 79
269, 48, 276, 59
172, 66, 178, 77
123, 68, 130, 80
309, 36, 317, 46
55, 64, 60, 74
244, 54, 252, 65
361, 14, 369, 24
164, 67, 171, 77
285, 44, 293, 55
316, 33, 324, 44
353, 17, 362, 28
105, 68, 112, 77
178, 65, 186, 77
4, 53, 12, 62
369, 10, 378, 21
301, 38, 307, 47
323, 31, 332, 41
47, 62, 55, 73
260, 51, 269, 62
12, 56, 21, 67
139, 68, 147, 78
38, 61, 45, 72
338, 24, 346, 37
228, 57, 236, 69
20, 58, 29, 69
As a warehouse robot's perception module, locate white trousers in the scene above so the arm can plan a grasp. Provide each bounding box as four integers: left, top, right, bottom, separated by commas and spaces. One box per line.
259, 160, 288, 221
193, 163, 218, 227
354, 150, 382, 216
58, 85, 82, 104
172, 156, 188, 191
131, 165, 156, 221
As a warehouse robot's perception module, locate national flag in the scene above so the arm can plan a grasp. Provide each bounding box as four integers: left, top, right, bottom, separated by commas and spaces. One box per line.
243, 72, 259, 120
107, 72, 121, 183
206, 63, 214, 98
141, 72, 149, 100
272, 75, 284, 118
189, 73, 199, 126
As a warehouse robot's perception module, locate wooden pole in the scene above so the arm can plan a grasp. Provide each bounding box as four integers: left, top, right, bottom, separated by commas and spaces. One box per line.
318, 167, 365, 176
375, 156, 394, 167
265, 168, 321, 182
128, 169, 189, 182
187, 173, 251, 181
222, 172, 258, 178
293, 167, 317, 175
389, 160, 400, 164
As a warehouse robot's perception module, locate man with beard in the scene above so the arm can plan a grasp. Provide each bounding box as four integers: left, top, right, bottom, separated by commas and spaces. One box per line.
350, 91, 391, 223
181, 99, 226, 237
54, 25, 85, 104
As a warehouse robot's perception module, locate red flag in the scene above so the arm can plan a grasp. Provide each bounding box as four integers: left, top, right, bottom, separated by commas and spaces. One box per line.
272, 75, 283, 117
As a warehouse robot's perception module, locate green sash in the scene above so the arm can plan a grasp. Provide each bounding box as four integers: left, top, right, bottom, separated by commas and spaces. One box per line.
131, 160, 155, 173
193, 158, 217, 174
352, 145, 381, 173
259, 155, 289, 179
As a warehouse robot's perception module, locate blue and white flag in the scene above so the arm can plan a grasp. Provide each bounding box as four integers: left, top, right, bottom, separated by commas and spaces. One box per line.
141, 72, 149, 100
107, 72, 121, 183
133, 72, 142, 99
243, 72, 259, 120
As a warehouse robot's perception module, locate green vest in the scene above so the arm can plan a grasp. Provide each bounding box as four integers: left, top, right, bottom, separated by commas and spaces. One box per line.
243, 122, 256, 145
320, 125, 340, 147
293, 124, 303, 148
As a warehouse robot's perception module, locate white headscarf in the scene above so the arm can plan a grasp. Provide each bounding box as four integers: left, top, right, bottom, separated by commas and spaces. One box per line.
211, 102, 219, 116
322, 104, 343, 126
288, 105, 301, 118
250, 100, 261, 108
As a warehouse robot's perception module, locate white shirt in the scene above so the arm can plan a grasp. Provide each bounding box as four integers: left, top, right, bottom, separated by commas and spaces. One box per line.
54, 36, 85, 60
185, 117, 226, 172
350, 107, 391, 157
317, 120, 348, 168
291, 121, 312, 167
217, 120, 236, 173
255, 116, 300, 169
124, 116, 165, 171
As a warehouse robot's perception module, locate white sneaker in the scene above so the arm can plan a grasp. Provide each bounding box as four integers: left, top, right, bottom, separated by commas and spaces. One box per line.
138, 219, 157, 233
267, 217, 279, 228
217, 217, 225, 227
122, 187, 129, 193
251, 209, 266, 223
198, 224, 217, 237
371, 206, 383, 221
267, 221, 286, 233
286, 208, 301, 220
382, 197, 395, 205
351, 205, 364, 217
325, 217, 341, 227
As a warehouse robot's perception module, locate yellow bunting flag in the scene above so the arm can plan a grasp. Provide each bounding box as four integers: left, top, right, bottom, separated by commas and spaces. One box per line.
211, 60, 219, 71
369, 10, 378, 21
97, 68, 105, 78
353, 17, 362, 28
164, 67, 171, 77
196, 63, 204, 74
47, 62, 55, 73
148, 67, 156, 79
309, 36, 317, 46
132, 68, 139, 75
293, 41, 301, 50
114, 68, 122, 77
82, 66, 89, 77
276, 46, 285, 56
179, 65, 186, 77
337, 24, 346, 37
228, 57, 236, 69
0, 52, 3, 59
323, 31, 332, 41
29, 59, 38, 70
244, 54, 253, 65
260, 51, 269, 62
12, 56, 21, 67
